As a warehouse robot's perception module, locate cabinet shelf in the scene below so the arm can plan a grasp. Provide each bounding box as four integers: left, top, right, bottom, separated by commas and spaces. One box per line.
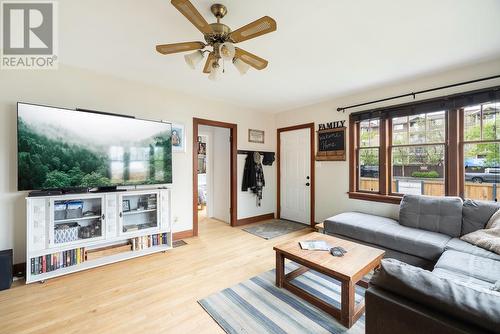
31, 244, 172, 282
54, 215, 102, 224
26, 189, 171, 284
123, 208, 157, 216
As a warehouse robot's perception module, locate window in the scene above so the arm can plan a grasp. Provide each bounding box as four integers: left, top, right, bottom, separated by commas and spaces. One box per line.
391, 111, 446, 196
463, 102, 499, 202
348, 86, 499, 204
358, 119, 380, 192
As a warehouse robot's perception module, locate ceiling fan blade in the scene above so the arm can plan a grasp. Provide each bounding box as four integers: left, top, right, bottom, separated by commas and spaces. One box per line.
230, 16, 277, 43
203, 52, 216, 73
171, 0, 213, 34
234, 48, 268, 70
156, 41, 205, 55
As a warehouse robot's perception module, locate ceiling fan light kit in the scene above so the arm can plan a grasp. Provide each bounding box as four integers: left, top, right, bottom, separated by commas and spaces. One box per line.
184, 50, 204, 69
208, 62, 221, 81
233, 58, 250, 76
157, 0, 277, 80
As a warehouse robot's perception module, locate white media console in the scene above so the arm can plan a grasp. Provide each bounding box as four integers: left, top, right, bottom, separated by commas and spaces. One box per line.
26, 188, 172, 284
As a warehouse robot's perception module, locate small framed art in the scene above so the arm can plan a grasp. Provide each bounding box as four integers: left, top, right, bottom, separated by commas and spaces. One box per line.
248, 129, 265, 143
171, 123, 186, 152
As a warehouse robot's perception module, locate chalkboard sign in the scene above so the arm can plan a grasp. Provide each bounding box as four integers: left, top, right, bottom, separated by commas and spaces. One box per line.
316, 127, 346, 161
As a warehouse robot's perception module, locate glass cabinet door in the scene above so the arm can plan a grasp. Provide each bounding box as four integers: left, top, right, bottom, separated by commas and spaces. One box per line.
120, 193, 159, 233
52, 197, 103, 246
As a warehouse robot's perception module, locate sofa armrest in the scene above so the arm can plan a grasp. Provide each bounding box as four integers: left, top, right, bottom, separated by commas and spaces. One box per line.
366, 287, 489, 334
369, 259, 500, 333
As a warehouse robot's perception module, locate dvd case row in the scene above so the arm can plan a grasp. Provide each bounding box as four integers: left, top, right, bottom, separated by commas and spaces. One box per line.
31, 248, 85, 275
131, 233, 168, 251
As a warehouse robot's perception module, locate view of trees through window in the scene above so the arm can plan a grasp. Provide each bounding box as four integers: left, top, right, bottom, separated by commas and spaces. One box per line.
391, 111, 446, 196
352, 94, 499, 203
463, 102, 499, 201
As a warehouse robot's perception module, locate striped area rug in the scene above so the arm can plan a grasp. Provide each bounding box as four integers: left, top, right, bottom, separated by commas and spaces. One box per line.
198, 263, 365, 334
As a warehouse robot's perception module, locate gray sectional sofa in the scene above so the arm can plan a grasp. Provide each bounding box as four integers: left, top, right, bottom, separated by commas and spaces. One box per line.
323, 195, 500, 334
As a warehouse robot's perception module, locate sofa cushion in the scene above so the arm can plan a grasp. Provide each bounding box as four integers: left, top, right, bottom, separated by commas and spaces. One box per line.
324, 212, 451, 261
462, 199, 500, 235
445, 238, 500, 261
434, 250, 500, 284
399, 195, 463, 237
370, 258, 500, 332
432, 268, 493, 290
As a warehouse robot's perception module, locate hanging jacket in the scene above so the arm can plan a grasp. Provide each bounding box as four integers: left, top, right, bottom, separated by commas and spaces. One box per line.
242, 152, 257, 191
241, 152, 266, 206
262, 152, 275, 166
252, 152, 265, 206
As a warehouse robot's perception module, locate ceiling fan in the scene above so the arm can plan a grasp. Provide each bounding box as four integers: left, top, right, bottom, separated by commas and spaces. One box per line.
156, 0, 277, 80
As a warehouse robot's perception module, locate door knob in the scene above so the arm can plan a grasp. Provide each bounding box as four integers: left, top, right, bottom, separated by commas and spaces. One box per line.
306, 182, 310, 186
306, 176, 310, 180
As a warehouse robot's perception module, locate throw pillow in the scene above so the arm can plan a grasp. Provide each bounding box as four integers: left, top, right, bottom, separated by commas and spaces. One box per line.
486, 208, 500, 229
493, 280, 500, 292
461, 209, 500, 255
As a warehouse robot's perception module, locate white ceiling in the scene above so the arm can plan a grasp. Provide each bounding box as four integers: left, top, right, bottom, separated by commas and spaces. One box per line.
59, 0, 500, 112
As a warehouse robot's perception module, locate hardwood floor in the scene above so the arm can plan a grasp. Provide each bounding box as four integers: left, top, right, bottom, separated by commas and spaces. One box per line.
0, 218, 312, 334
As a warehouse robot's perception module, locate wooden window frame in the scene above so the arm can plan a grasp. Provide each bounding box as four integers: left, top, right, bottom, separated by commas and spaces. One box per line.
348, 86, 500, 204
349, 114, 404, 204
354, 118, 385, 195
349, 110, 461, 204
460, 105, 500, 201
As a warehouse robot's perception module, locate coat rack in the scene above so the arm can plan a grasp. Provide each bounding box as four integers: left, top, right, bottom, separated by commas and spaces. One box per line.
237, 150, 274, 155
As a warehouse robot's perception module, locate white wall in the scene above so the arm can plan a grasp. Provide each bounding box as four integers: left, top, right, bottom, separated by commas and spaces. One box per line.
275, 58, 500, 223
0, 65, 276, 264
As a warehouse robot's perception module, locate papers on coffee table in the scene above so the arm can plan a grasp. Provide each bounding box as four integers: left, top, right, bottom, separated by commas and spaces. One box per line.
299, 240, 332, 251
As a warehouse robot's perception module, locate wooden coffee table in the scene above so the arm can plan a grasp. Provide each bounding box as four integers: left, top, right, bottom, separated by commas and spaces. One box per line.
273, 232, 385, 328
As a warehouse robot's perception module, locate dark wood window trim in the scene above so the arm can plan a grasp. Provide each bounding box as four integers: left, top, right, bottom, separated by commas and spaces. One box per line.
350, 112, 453, 204
349, 113, 403, 204
354, 118, 384, 195
348, 85, 500, 204
379, 118, 390, 195
460, 104, 500, 201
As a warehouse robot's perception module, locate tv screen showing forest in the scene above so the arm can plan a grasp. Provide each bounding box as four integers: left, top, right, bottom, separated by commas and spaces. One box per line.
17, 103, 172, 191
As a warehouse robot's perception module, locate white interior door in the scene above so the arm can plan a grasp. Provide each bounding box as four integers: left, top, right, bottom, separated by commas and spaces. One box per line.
280, 128, 311, 224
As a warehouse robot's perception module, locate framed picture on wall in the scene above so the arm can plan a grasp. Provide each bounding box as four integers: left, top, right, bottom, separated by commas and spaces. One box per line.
248, 129, 265, 143
171, 123, 185, 152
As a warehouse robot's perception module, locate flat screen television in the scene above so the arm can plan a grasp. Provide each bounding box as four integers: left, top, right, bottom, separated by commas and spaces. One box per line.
17, 103, 172, 191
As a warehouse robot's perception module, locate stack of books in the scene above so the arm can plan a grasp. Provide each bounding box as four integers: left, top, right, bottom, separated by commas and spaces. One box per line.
131, 233, 168, 251
30, 247, 85, 275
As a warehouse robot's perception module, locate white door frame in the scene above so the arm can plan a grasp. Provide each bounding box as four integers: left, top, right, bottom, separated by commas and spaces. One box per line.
277, 123, 315, 227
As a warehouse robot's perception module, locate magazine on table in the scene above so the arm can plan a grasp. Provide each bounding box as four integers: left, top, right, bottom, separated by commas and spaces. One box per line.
299, 240, 332, 251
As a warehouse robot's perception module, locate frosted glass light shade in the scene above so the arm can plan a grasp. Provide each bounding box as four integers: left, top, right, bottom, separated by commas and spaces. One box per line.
184, 50, 204, 69
208, 64, 221, 81
219, 42, 235, 61
233, 58, 250, 75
